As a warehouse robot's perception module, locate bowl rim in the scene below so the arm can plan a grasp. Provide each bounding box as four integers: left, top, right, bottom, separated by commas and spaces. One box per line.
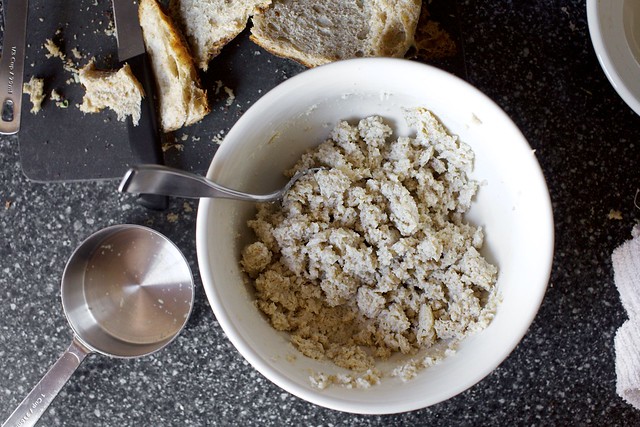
196, 57, 554, 414
587, 0, 640, 116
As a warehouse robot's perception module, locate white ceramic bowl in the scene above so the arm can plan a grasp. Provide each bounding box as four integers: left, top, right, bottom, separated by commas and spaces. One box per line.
587, 0, 640, 116
196, 58, 554, 414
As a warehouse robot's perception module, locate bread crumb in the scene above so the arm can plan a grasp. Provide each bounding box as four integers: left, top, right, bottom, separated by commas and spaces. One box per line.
43, 37, 80, 76
50, 89, 61, 102
310, 368, 381, 389
608, 210, 623, 220
50, 89, 69, 108
285, 354, 297, 362
161, 142, 185, 152
104, 19, 116, 37
224, 87, 235, 107
66, 75, 80, 85
167, 212, 179, 223
214, 80, 224, 94
71, 47, 83, 59
44, 38, 64, 59
212, 130, 225, 144
183, 202, 193, 213
23, 76, 45, 114
242, 108, 498, 387
214, 80, 236, 107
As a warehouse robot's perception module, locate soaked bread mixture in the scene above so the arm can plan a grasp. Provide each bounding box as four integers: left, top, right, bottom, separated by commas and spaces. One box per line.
241, 107, 498, 388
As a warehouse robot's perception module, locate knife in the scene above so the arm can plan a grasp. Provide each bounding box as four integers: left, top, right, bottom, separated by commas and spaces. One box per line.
0, 0, 29, 135
112, 0, 168, 210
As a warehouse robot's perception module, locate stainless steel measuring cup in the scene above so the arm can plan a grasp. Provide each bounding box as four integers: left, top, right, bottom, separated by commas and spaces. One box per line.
2, 225, 194, 427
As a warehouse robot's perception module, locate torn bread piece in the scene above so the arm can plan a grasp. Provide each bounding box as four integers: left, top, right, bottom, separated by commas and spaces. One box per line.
139, 0, 210, 132
78, 61, 144, 125
250, 0, 421, 67
169, 0, 271, 70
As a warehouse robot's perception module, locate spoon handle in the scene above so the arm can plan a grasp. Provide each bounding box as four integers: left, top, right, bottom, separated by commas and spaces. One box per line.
2, 338, 90, 427
118, 164, 281, 202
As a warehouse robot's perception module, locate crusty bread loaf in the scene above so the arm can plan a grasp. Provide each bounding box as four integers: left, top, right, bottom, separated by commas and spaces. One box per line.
169, 0, 271, 70
139, 0, 210, 132
78, 61, 144, 125
250, 0, 421, 67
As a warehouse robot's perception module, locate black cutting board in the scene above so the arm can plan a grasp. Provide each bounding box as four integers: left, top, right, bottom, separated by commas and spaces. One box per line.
15, 0, 464, 182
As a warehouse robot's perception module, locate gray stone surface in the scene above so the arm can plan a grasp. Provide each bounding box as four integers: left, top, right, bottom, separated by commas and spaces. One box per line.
1, 0, 640, 425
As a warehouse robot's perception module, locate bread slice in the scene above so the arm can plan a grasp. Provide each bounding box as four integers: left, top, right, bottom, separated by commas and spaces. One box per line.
139, 0, 210, 132
78, 61, 144, 125
250, 0, 422, 67
169, 0, 271, 70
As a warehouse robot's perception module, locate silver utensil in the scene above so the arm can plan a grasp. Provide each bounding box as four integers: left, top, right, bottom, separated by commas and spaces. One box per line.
119, 164, 324, 202
0, 0, 29, 135
2, 225, 194, 427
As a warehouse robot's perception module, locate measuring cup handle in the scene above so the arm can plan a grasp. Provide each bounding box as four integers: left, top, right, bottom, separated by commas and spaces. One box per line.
2, 337, 90, 427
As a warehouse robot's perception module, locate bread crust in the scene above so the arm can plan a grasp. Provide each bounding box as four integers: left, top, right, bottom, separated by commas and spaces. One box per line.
140, 0, 196, 71
249, 34, 326, 68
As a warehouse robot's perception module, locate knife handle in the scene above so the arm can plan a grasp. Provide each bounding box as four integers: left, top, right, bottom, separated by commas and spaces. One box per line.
124, 53, 168, 211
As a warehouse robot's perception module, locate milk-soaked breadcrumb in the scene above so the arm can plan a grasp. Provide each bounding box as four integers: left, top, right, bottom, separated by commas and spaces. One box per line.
241, 107, 498, 387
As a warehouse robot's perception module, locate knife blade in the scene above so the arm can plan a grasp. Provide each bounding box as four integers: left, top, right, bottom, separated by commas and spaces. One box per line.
0, 0, 29, 135
112, 0, 168, 210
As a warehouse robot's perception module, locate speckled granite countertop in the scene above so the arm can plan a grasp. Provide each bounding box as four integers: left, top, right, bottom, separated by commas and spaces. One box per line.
2, 1, 640, 425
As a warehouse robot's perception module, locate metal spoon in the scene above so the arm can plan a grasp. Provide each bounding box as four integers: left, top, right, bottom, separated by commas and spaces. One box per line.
118, 164, 324, 202
2, 225, 194, 427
